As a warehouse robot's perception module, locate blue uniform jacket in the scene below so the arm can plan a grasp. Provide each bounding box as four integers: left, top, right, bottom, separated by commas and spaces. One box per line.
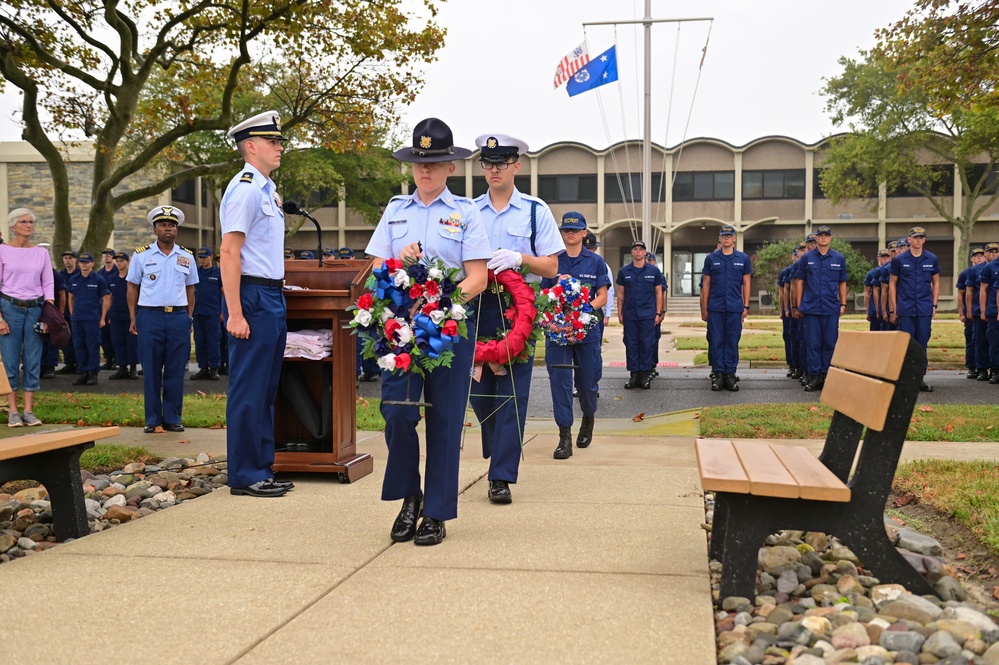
983, 259, 999, 317
863, 267, 880, 315
701, 249, 752, 313
890, 250, 939, 317
193, 264, 222, 317
969, 262, 987, 317
616, 263, 663, 319
540, 248, 611, 344
107, 271, 131, 321
68, 272, 109, 322
793, 248, 847, 315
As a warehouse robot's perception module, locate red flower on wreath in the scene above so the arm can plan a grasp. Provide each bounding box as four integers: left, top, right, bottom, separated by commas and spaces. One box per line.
425, 280, 440, 297
409, 283, 425, 299
421, 302, 436, 316
384, 318, 402, 339
442, 320, 458, 337
395, 352, 412, 372
357, 293, 373, 310
384, 258, 403, 271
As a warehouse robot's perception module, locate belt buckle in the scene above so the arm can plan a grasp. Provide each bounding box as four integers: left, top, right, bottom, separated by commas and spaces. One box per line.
164, 306, 174, 313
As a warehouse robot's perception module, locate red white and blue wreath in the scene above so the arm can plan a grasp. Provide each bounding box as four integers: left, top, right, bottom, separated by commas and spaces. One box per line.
538, 276, 598, 345
349, 257, 468, 376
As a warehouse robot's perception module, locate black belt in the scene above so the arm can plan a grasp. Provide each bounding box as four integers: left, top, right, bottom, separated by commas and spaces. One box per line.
138, 305, 187, 313
0, 293, 44, 308
241, 275, 284, 288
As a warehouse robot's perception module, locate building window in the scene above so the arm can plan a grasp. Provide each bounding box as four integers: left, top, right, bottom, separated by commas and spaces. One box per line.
888, 164, 954, 197
605, 173, 671, 203
446, 177, 466, 197
172, 179, 197, 205
969, 164, 999, 196
742, 169, 805, 199
672, 171, 734, 201
537, 174, 598, 202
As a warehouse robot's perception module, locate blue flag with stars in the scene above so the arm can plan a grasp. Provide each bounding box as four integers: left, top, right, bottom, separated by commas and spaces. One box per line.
566, 45, 618, 97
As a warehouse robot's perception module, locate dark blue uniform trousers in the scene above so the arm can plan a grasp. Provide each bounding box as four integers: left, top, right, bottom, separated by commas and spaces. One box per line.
224, 285, 287, 488
109, 319, 138, 366
137, 308, 192, 427
71, 319, 101, 373
547, 341, 600, 427
802, 314, 839, 375
219, 319, 228, 367
973, 318, 989, 369
964, 318, 974, 369
469, 296, 530, 484
896, 315, 932, 373
193, 314, 221, 370
102, 317, 114, 362
708, 310, 742, 374
62, 310, 76, 367
623, 318, 656, 372
781, 316, 791, 366
380, 321, 475, 522
987, 315, 999, 371
42, 336, 59, 369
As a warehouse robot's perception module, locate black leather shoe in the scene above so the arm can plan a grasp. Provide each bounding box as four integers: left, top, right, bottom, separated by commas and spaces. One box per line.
129, 366, 139, 379
219, 364, 229, 376
41, 367, 55, 379
85, 372, 98, 386
488, 480, 512, 504
391, 495, 423, 542
101, 360, 116, 371
143, 425, 158, 434
979, 369, 991, 381
162, 423, 184, 432
413, 517, 446, 546
710, 374, 722, 391
624, 372, 638, 389
72, 373, 88, 386
230, 480, 287, 497
724, 373, 740, 392
576, 415, 594, 449
208, 368, 220, 380
968, 368, 980, 379
190, 368, 209, 380
267, 478, 295, 491
920, 382, 934, 392
55, 364, 77, 375
109, 367, 130, 380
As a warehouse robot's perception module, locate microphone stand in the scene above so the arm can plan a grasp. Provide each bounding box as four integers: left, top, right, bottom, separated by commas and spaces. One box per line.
282, 200, 323, 267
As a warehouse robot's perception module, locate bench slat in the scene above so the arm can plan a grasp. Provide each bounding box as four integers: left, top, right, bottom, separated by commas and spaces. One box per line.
821, 367, 896, 431
696, 439, 750, 493
830, 330, 909, 381
770, 444, 851, 502
0, 427, 121, 461
732, 441, 800, 499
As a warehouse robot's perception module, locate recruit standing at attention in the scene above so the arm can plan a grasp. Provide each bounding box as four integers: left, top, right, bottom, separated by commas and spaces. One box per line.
958, 247, 985, 379
107, 252, 138, 380
365, 118, 490, 546
67, 252, 110, 386
191, 247, 222, 381
616, 240, 663, 389
127, 206, 199, 433
543, 212, 609, 460
219, 111, 294, 498
889, 226, 939, 392
470, 133, 562, 504
700, 225, 752, 392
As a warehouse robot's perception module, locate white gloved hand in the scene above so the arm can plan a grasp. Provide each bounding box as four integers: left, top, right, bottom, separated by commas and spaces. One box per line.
487, 248, 523, 274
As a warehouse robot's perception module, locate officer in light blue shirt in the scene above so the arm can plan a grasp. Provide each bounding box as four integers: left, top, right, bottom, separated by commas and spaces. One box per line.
365, 117, 490, 546
127, 206, 199, 433
469, 133, 563, 505
219, 110, 293, 498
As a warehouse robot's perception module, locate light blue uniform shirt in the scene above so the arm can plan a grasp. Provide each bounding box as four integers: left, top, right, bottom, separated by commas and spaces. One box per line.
366, 188, 492, 275
473, 188, 564, 283
126, 243, 199, 306
219, 163, 286, 280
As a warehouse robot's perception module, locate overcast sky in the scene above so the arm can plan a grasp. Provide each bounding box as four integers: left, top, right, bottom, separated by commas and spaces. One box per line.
0, 0, 915, 149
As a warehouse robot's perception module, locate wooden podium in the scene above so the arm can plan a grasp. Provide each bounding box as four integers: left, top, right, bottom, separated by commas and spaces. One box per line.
272, 259, 374, 482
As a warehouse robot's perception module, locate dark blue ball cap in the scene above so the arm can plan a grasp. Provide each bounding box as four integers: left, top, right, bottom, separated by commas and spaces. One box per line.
719, 225, 736, 236
77, 252, 95, 263
197, 246, 213, 258
338, 247, 355, 259
298, 250, 315, 260
559, 212, 586, 230
815, 225, 833, 236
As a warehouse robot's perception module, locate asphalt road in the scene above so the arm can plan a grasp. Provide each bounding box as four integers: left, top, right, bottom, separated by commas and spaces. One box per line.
36, 363, 990, 420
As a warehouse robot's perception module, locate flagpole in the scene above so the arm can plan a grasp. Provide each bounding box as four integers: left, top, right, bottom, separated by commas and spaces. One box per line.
642, 0, 652, 249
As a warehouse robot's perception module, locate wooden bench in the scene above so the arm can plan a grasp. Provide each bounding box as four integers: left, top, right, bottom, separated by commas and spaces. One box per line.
1, 426, 120, 540
696, 330, 937, 600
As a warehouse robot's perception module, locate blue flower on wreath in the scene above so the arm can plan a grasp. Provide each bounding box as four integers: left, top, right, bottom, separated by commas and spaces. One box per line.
440, 279, 456, 296
407, 263, 428, 284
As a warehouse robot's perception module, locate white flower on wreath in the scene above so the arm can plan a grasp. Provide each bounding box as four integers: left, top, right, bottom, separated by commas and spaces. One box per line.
396, 322, 413, 345
579, 312, 592, 326
377, 353, 397, 371
450, 303, 466, 320
546, 291, 559, 302
379, 309, 394, 323
428, 267, 444, 280
570, 281, 581, 293
429, 309, 446, 325
353, 309, 373, 327
426, 293, 440, 303
392, 269, 411, 288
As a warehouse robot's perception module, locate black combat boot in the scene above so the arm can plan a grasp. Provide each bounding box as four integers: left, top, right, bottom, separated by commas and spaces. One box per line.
128, 364, 139, 379
724, 373, 740, 392
109, 367, 129, 380
554, 426, 573, 459
72, 372, 88, 386
576, 415, 594, 449
624, 372, 639, 389
710, 373, 722, 391
804, 372, 825, 392
978, 368, 991, 381
968, 368, 979, 379
85, 371, 98, 386
640, 371, 653, 389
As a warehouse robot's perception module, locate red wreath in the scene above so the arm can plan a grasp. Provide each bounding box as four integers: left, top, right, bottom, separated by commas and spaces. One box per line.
474, 269, 538, 364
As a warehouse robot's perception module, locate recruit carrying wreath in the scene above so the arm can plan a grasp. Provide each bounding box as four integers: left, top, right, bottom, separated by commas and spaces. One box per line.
473, 268, 544, 366
349, 257, 468, 376
538, 276, 599, 345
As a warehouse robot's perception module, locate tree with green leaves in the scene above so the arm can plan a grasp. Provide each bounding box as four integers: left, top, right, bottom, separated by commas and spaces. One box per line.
0, 0, 444, 254
820, 0, 999, 264
752, 239, 871, 300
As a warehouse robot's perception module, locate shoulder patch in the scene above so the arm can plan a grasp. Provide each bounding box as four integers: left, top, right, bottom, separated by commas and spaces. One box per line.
134, 245, 148, 253
389, 195, 408, 202
240, 172, 254, 183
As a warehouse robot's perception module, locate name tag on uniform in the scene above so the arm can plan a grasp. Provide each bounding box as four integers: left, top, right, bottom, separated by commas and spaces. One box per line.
831, 263, 842, 268
388, 219, 407, 225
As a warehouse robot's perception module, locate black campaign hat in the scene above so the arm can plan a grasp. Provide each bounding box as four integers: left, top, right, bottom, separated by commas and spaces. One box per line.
393, 118, 472, 163
582, 233, 601, 248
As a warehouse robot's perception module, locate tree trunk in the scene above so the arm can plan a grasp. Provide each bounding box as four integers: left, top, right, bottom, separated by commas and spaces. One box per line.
80, 200, 117, 255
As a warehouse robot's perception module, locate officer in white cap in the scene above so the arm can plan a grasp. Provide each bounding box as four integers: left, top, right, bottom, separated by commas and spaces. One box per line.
220, 110, 294, 498
126, 205, 199, 432
469, 133, 564, 505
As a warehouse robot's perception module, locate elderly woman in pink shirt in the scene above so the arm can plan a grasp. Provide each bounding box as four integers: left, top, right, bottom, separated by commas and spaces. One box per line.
0, 208, 55, 426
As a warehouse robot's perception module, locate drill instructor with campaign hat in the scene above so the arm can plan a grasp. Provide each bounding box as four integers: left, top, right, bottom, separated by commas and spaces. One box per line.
365, 117, 490, 545
219, 110, 295, 498
469, 133, 563, 504
127, 206, 199, 432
